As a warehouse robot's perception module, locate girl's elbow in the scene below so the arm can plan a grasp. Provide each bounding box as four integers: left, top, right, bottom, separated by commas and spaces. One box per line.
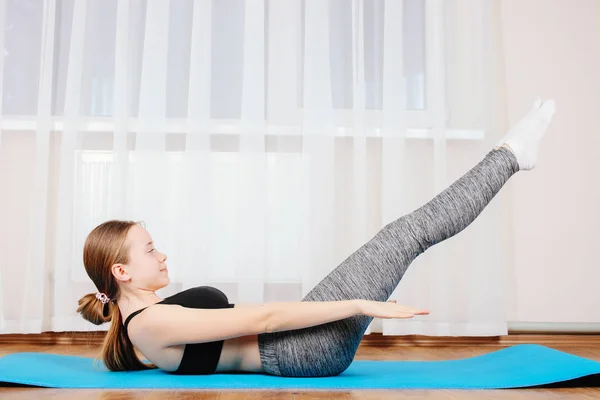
260, 303, 275, 334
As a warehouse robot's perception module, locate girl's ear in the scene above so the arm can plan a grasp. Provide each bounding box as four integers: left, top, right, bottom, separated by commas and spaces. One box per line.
111, 263, 131, 282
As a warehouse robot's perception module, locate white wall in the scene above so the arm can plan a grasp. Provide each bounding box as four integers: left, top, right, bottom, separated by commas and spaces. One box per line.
501, 0, 600, 324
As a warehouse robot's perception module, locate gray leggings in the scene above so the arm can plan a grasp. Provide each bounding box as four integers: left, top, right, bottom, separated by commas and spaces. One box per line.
257, 147, 519, 377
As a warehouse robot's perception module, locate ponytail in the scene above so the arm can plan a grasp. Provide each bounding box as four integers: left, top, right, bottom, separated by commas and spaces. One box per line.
77, 291, 157, 371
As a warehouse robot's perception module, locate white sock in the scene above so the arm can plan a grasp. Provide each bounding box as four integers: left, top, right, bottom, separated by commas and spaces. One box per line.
496, 98, 556, 171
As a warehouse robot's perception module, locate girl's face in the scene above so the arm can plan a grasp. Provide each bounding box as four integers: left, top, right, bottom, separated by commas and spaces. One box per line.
113, 224, 170, 291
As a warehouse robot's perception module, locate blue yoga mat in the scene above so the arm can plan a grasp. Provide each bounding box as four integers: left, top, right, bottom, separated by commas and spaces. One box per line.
1, 344, 599, 389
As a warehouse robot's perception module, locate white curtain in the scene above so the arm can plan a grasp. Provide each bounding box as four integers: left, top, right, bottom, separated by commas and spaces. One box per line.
0, 0, 512, 336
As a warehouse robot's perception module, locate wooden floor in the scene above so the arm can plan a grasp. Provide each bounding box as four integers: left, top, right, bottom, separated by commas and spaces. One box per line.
1, 337, 600, 399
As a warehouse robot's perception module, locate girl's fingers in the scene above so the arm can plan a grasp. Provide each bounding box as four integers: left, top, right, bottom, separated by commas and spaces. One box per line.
387, 300, 430, 314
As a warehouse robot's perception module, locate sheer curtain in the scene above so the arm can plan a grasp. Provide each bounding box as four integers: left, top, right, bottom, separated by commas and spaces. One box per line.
0, 0, 512, 336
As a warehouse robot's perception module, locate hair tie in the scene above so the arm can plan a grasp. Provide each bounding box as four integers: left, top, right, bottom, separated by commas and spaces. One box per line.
95, 292, 111, 304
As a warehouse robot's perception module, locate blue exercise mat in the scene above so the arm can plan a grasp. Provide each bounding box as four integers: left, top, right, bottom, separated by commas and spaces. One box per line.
1, 344, 599, 389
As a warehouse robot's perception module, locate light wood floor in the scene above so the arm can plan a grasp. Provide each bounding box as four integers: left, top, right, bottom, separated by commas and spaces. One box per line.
1, 335, 600, 399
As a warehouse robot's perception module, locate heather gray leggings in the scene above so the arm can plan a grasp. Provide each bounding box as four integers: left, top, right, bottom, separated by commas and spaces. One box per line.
257, 147, 519, 377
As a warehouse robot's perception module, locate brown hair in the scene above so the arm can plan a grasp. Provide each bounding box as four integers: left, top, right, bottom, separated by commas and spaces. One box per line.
76, 220, 158, 372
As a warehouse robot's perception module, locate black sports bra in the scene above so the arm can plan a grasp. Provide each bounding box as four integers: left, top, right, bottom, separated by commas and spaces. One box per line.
123, 286, 235, 375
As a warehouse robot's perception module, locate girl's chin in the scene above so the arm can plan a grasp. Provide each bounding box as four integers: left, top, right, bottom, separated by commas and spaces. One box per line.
156, 279, 170, 289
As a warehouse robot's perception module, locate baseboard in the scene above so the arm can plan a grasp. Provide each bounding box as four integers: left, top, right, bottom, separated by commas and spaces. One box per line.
359, 333, 600, 347
1, 331, 599, 347
0, 331, 106, 346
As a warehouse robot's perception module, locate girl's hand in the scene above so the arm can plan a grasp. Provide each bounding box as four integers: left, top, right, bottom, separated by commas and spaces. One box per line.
358, 299, 430, 319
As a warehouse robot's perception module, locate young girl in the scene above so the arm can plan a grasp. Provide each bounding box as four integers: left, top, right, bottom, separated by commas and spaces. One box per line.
78, 99, 556, 377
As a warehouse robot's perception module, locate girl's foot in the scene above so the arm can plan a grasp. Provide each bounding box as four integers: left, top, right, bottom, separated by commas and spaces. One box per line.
495, 98, 556, 171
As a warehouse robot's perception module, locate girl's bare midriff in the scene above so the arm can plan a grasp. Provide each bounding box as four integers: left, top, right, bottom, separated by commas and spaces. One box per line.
216, 333, 264, 373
